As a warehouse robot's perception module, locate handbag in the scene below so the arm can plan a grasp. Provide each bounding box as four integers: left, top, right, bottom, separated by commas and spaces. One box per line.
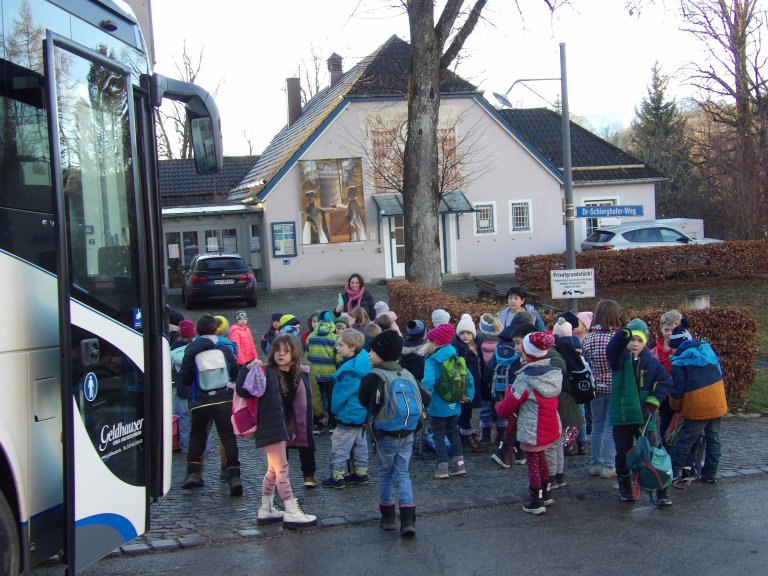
626, 414, 673, 497
231, 364, 266, 439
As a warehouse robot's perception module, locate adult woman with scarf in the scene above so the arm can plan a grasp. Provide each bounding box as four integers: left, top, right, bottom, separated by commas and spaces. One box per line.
334, 273, 376, 320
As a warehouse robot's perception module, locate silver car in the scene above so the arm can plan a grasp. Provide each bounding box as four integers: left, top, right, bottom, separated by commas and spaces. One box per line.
581, 223, 721, 251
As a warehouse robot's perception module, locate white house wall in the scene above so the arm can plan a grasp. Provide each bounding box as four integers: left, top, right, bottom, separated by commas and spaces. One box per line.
261, 97, 657, 290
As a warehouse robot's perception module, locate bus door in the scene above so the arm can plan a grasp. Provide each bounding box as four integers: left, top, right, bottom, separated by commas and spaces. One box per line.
45, 33, 156, 572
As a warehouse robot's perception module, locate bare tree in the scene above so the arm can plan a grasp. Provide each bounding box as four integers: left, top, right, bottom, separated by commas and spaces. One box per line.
297, 44, 326, 105
156, 42, 222, 159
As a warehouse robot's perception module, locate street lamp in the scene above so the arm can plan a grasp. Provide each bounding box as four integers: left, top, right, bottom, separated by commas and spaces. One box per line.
493, 43, 577, 313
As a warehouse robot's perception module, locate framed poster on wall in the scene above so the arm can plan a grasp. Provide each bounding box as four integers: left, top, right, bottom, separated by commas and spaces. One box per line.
271, 222, 297, 258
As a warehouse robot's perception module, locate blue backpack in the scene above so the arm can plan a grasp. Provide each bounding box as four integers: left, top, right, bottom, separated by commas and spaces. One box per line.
370, 367, 424, 434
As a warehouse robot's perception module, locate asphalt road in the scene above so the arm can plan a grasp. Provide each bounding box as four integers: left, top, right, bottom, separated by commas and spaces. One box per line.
34, 476, 768, 576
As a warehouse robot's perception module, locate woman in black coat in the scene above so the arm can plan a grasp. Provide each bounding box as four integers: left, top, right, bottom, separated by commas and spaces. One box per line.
251, 335, 317, 527
334, 273, 376, 320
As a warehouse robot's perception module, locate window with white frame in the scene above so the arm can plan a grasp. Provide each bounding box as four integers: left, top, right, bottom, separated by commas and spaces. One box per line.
509, 200, 532, 233
473, 202, 497, 235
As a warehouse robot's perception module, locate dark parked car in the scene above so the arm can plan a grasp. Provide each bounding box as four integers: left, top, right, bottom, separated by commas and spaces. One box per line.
181, 253, 256, 309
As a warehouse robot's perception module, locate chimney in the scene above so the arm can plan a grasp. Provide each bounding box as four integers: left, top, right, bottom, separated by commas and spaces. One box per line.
286, 77, 301, 126
327, 53, 343, 87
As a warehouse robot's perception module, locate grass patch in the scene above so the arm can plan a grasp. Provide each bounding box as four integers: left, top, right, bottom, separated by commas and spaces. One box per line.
746, 369, 768, 414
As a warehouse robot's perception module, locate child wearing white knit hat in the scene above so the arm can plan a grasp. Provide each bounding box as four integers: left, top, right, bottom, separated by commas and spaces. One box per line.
455, 314, 485, 453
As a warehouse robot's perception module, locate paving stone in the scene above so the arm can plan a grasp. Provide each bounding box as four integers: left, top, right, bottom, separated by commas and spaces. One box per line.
210, 532, 239, 543
718, 469, 743, 478
148, 539, 178, 551
319, 516, 348, 527
120, 543, 151, 555
177, 535, 208, 548
237, 529, 261, 538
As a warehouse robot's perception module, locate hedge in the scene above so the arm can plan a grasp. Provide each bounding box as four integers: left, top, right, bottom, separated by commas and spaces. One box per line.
387, 280, 757, 409
515, 240, 768, 291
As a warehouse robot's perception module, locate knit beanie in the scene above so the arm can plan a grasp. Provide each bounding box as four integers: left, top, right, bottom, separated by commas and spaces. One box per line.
552, 316, 573, 338
426, 323, 455, 347
577, 311, 593, 331
178, 320, 196, 340
235, 311, 247, 322
522, 332, 555, 359
271, 312, 283, 323
335, 316, 350, 329
371, 330, 403, 362
456, 313, 476, 337
168, 308, 184, 327
669, 324, 693, 349
431, 308, 450, 327
316, 310, 333, 324
406, 319, 426, 338
279, 314, 300, 327
214, 316, 229, 335
559, 311, 579, 332
627, 317, 649, 346
479, 313, 500, 335
374, 301, 390, 317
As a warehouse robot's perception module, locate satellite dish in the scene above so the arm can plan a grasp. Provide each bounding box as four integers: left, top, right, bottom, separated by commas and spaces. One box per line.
492, 92, 513, 109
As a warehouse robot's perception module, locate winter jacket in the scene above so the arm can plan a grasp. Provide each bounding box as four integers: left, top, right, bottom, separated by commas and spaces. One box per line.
336, 287, 376, 320
496, 358, 562, 449
177, 335, 238, 406
483, 337, 520, 400
254, 365, 312, 448
452, 336, 484, 408
582, 325, 617, 394
399, 336, 428, 382
260, 327, 278, 354
306, 320, 337, 417
498, 304, 546, 331
606, 328, 671, 430
478, 332, 499, 367
331, 350, 371, 426
549, 344, 584, 427
669, 340, 727, 420
169, 339, 191, 386
422, 344, 475, 417
229, 324, 258, 366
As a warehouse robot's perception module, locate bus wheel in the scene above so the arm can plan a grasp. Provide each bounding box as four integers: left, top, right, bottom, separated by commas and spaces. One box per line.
0, 491, 20, 575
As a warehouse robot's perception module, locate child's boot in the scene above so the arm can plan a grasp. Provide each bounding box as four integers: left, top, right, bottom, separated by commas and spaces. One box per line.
449, 458, 466, 476
523, 486, 546, 515
491, 440, 510, 469
656, 488, 672, 507
257, 494, 284, 525
379, 504, 396, 531
541, 477, 554, 506
228, 467, 243, 497
399, 506, 416, 538
512, 442, 527, 465
460, 433, 486, 453
282, 497, 317, 528
577, 440, 587, 455
618, 474, 636, 502
480, 427, 492, 446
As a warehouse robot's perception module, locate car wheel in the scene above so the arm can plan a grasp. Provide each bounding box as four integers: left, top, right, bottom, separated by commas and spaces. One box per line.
181, 288, 186, 303
0, 491, 21, 576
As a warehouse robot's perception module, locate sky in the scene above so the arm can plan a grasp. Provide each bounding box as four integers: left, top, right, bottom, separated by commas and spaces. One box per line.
150, 0, 707, 157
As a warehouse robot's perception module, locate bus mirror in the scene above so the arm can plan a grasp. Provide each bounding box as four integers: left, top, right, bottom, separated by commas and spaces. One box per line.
150, 73, 223, 174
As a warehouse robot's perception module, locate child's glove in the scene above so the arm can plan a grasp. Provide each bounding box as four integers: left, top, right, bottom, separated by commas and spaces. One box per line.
619, 327, 632, 339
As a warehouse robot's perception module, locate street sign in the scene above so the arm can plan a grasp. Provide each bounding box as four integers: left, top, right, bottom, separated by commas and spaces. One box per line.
550, 268, 595, 299
575, 205, 644, 218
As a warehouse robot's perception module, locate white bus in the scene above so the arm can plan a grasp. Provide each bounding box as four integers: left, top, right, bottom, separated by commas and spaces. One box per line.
0, 0, 222, 573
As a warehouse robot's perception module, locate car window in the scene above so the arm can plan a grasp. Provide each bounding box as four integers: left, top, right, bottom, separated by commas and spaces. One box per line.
586, 230, 615, 243
625, 227, 660, 243
658, 228, 687, 242
199, 258, 247, 272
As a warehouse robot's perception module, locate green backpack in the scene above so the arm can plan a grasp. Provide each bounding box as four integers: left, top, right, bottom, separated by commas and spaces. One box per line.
435, 355, 469, 403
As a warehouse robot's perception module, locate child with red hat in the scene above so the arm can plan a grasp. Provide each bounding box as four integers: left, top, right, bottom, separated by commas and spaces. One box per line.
422, 323, 475, 479
496, 332, 562, 515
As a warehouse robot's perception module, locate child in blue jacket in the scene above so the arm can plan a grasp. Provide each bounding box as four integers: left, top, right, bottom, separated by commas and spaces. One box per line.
322, 329, 372, 489
422, 323, 475, 478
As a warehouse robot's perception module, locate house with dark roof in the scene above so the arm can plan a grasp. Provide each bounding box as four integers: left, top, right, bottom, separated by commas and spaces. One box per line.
224, 35, 662, 291
158, 155, 262, 291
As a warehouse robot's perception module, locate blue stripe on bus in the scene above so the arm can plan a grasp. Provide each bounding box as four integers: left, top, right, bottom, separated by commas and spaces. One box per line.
75, 513, 138, 541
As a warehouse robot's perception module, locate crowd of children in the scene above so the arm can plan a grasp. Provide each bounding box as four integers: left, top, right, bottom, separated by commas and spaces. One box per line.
168, 281, 727, 533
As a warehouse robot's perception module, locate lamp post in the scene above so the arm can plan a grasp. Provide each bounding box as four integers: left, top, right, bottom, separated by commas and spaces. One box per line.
493, 43, 577, 313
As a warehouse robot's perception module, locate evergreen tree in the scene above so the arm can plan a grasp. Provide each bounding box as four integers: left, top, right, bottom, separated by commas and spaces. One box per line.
628, 63, 696, 218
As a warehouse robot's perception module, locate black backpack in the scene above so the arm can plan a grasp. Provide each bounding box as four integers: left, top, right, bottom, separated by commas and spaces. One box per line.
555, 340, 596, 405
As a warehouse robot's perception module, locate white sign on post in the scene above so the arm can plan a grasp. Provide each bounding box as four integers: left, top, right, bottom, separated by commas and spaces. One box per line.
550, 269, 595, 299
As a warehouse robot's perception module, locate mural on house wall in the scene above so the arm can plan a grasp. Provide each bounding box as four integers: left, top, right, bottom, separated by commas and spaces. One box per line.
299, 158, 366, 244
